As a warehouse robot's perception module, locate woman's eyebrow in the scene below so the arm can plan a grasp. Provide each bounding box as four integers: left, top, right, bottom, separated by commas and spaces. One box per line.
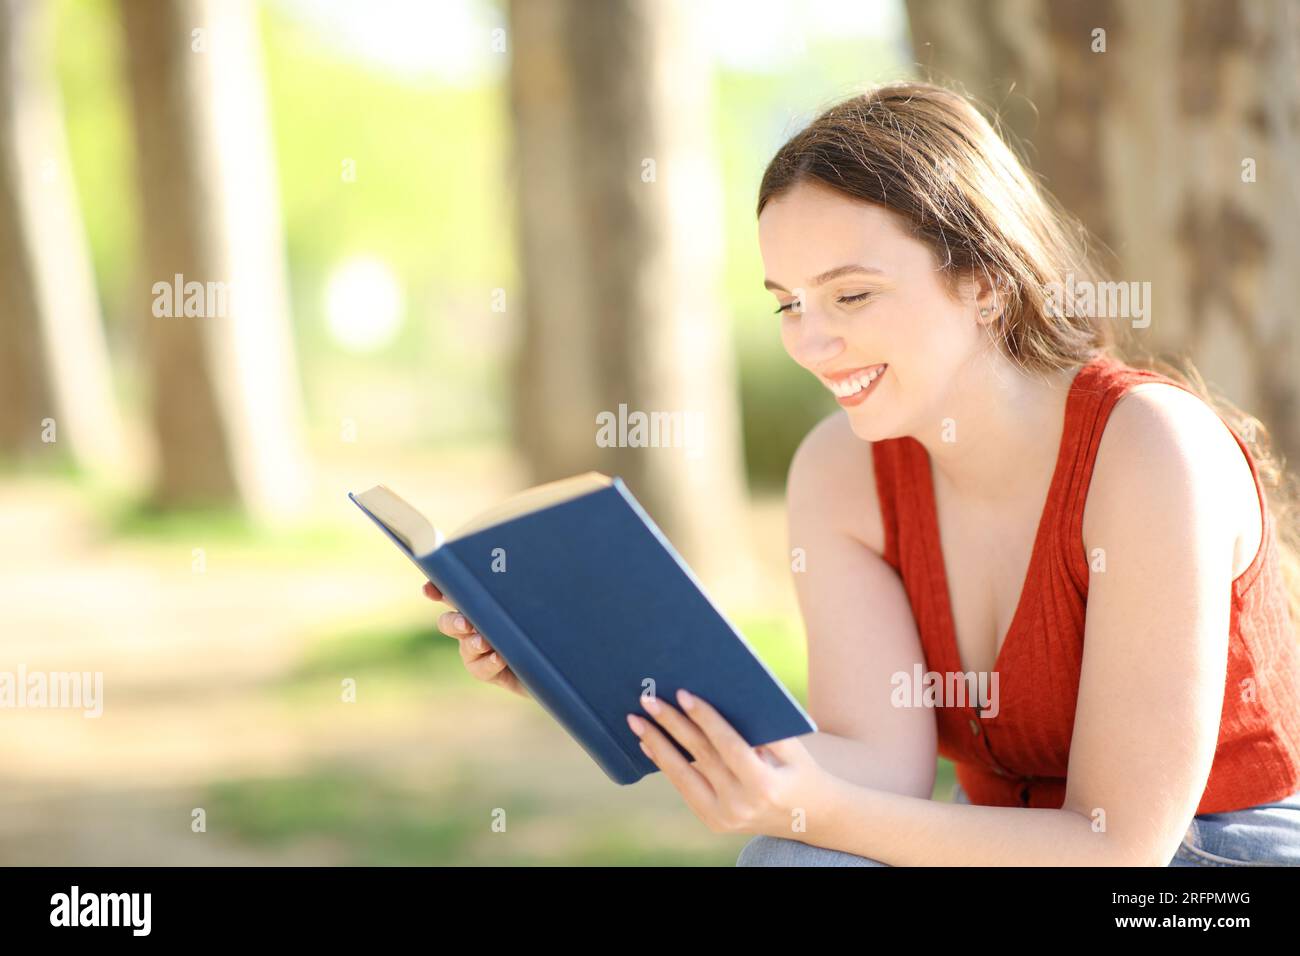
763, 264, 884, 292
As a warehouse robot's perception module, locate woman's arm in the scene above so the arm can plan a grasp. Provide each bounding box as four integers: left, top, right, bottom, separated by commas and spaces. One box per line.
785, 412, 937, 798
800, 730, 926, 793
794, 388, 1244, 865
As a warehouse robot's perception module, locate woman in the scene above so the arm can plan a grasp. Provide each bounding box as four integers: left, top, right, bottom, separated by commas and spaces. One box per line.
427, 81, 1300, 866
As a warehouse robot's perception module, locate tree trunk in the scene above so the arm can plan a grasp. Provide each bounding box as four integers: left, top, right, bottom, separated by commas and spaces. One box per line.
0, 0, 125, 474
905, 0, 1300, 463
507, 0, 753, 593
118, 0, 309, 518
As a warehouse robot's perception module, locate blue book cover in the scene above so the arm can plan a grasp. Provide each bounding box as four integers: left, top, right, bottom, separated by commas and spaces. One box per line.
348, 474, 817, 785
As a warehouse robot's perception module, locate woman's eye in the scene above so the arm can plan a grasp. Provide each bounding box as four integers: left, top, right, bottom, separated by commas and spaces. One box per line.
773, 292, 872, 314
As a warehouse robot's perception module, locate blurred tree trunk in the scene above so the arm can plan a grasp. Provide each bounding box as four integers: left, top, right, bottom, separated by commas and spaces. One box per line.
507, 0, 753, 592
907, 0, 1300, 464
119, 0, 308, 517
0, 0, 125, 473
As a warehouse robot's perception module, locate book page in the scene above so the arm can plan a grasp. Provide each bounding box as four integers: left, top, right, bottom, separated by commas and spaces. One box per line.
355, 485, 445, 556
450, 471, 611, 539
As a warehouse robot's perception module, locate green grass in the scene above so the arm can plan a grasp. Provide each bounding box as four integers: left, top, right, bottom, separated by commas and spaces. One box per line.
82, 489, 376, 572
0, 450, 83, 479
204, 763, 527, 865
279, 616, 464, 704
106, 497, 352, 551
562, 832, 740, 867
5, 464, 360, 563
204, 761, 739, 865
205, 757, 956, 865
106, 497, 260, 541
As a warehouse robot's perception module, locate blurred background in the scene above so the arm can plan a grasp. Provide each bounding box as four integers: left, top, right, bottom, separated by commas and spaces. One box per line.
1, 0, 1296, 865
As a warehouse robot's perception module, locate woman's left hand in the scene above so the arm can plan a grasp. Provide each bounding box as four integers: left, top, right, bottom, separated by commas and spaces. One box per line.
628, 689, 832, 839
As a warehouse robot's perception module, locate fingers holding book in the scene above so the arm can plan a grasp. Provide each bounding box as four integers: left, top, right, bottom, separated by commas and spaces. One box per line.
437, 609, 478, 638
423, 582, 531, 701
460, 633, 531, 701
424, 582, 476, 636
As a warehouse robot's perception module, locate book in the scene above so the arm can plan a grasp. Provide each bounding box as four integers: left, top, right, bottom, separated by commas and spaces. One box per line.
348, 472, 817, 785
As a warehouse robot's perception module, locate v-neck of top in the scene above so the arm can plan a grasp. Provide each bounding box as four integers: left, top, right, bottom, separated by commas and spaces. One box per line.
867, 350, 1300, 812
915, 358, 1096, 687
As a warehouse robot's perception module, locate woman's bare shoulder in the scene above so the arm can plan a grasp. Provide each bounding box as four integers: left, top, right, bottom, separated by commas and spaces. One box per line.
786, 409, 887, 556
1090, 382, 1261, 579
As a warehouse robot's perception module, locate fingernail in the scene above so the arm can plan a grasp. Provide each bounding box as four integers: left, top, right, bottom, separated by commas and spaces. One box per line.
641, 695, 661, 715
455, 614, 467, 631
472, 635, 484, 650
677, 689, 695, 710
626, 714, 646, 736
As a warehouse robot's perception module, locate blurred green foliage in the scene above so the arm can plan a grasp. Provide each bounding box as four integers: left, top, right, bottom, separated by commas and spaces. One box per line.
53, 0, 908, 485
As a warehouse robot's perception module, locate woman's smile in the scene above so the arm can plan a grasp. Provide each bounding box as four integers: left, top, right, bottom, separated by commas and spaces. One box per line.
822, 363, 887, 406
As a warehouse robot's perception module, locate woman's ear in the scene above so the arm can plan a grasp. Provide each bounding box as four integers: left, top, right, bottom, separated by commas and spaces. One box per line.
970, 268, 1005, 326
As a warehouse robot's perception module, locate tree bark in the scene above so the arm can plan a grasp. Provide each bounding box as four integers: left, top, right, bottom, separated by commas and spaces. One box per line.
0, 0, 125, 474
118, 0, 309, 517
905, 0, 1300, 463
507, 0, 753, 592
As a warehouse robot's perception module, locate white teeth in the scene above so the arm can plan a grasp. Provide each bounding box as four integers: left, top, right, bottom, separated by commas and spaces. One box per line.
828, 365, 885, 397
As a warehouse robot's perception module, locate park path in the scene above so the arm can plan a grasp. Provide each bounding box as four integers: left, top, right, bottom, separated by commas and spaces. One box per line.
0, 449, 793, 864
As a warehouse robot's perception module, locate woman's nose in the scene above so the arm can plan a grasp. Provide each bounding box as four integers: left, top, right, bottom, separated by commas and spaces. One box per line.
788, 306, 845, 369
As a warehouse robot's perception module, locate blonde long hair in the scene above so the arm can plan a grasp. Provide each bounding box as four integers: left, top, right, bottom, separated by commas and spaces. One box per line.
757, 80, 1300, 624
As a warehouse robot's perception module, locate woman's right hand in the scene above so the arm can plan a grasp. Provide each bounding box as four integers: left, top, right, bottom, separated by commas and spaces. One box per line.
423, 581, 532, 700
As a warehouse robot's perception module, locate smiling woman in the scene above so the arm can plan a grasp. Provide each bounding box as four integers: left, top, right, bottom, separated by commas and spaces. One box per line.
707, 80, 1300, 866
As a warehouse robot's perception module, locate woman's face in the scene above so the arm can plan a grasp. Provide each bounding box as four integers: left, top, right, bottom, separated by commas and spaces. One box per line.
757, 179, 988, 442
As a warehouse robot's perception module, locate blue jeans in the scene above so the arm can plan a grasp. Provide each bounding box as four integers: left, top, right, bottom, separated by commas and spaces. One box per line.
736, 781, 1300, 866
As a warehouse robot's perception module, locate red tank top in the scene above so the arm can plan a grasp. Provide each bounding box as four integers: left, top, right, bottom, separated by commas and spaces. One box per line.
870, 350, 1300, 812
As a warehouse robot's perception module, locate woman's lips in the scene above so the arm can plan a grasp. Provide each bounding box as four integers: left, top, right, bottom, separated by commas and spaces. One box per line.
822, 362, 887, 383
823, 364, 888, 406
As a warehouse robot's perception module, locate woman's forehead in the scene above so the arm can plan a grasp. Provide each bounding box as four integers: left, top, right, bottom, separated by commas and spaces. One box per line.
759, 188, 912, 275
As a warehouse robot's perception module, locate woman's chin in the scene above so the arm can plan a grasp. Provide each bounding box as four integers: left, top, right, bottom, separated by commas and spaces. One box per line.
845, 412, 896, 443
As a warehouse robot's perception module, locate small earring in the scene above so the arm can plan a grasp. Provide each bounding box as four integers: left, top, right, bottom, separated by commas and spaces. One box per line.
980, 307, 990, 317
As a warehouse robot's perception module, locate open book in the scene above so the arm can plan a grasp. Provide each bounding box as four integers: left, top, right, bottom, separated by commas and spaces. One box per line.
349, 472, 816, 785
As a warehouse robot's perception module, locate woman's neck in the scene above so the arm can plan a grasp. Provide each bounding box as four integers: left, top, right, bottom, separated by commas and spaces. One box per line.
910, 353, 1082, 506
